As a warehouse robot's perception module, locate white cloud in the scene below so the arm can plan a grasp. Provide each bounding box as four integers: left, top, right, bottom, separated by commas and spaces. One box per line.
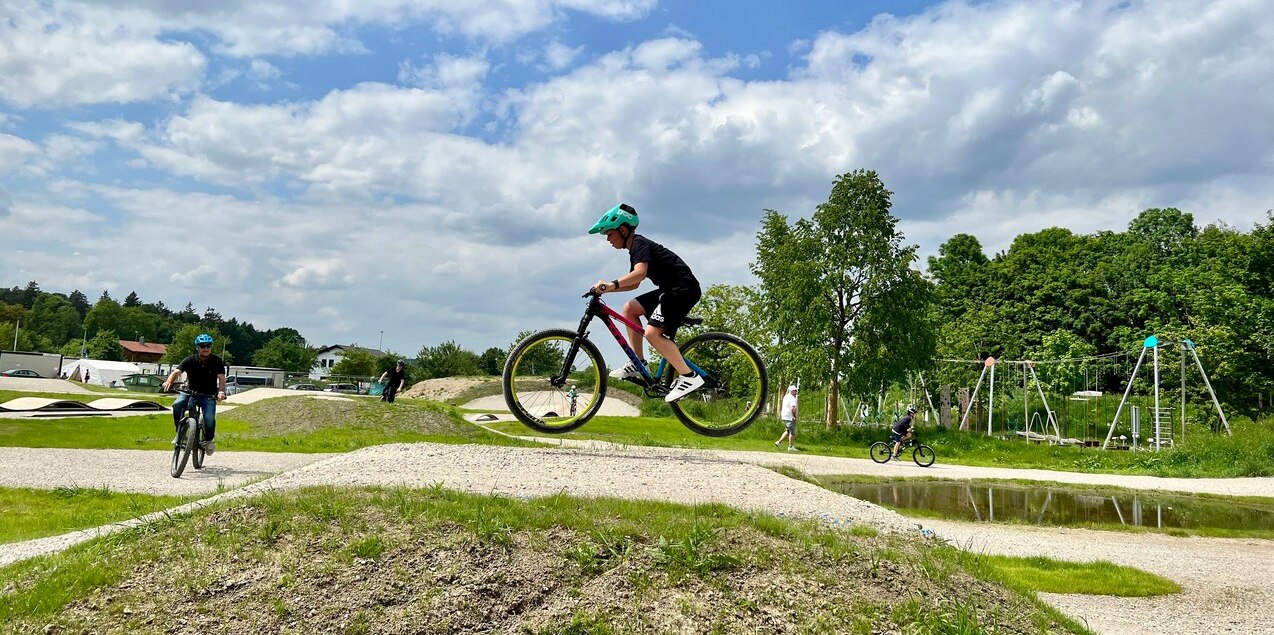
247, 59, 282, 81
0, 186, 12, 218
0, 1, 205, 108
543, 41, 584, 70
0, 133, 39, 172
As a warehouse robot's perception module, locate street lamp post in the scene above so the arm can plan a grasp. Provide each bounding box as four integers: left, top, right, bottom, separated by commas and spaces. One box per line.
379, 330, 384, 351
80, 327, 87, 358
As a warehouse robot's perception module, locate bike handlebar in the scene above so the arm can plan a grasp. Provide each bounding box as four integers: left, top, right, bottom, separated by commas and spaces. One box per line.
176, 388, 217, 398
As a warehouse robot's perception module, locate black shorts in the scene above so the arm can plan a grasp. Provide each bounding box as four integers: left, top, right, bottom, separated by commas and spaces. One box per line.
635, 286, 701, 339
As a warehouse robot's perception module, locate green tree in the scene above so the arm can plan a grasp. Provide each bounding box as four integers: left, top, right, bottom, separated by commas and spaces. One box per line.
83, 296, 126, 339
123, 291, 142, 308
331, 347, 381, 377
27, 294, 81, 347
86, 330, 124, 361
67, 290, 90, 318
0, 321, 37, 352
928, 233, 990, 323
416, 340, 482, 379
252, 335, 319, 372
753, 169, 936, 428
478, 347, 506, 375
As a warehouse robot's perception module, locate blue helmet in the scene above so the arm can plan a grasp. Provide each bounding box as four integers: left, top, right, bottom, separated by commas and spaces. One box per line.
194, 333, 214, 346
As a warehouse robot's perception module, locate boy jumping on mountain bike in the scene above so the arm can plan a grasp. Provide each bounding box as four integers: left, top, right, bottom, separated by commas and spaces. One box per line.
589, 203, 705, 402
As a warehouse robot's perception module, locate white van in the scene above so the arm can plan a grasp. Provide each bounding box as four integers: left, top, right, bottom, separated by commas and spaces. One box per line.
225, 375, 272, 395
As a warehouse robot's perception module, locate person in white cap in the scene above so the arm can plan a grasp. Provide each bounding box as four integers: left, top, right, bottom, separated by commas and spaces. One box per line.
775, 384, 800, 451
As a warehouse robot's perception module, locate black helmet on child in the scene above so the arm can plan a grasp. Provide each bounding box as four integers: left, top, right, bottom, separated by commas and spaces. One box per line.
907, 406, 917, 415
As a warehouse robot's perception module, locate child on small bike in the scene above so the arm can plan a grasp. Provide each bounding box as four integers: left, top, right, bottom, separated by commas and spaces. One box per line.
890, 406, 917, 461
589, 203, 705, 402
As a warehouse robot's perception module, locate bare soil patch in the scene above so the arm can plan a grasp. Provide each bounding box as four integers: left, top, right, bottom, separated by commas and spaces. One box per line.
400, 377, 499, 403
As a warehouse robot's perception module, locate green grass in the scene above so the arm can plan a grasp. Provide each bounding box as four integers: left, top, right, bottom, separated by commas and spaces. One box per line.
0, 486, 198, 544
975, 555, 1180, 596
0, 396, 537, 453
0, 486, 1091, 634
489, 409, 1274, 478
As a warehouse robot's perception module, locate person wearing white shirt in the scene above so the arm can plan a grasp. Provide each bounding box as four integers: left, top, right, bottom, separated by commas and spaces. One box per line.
775, 384, 800, 451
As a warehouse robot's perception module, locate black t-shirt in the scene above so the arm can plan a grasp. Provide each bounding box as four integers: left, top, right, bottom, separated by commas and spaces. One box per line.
629, 234, 698, 291
892, 415, 915, 435
179, 354, 226, 394
384, 367, 407, 388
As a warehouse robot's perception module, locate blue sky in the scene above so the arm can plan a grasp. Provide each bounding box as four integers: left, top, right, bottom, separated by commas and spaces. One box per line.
2, 0, 1273, 362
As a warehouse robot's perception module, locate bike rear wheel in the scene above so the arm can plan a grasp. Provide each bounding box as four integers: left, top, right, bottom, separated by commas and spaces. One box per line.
869, 442, 893, 464
170, 417, 196, 478
503, 329, 606, 434
192, 416, 206, 469
912, 444, 936, 467
666, 332, 767, 437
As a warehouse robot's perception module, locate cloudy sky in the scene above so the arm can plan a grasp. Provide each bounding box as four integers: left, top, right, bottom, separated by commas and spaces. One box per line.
2, 0, 1272, 358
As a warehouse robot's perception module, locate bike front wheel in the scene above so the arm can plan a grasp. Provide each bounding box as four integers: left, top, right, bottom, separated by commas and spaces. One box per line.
869, 442, 892, 464
666, 332, 768, 437
170, 418, 196, 478
192, 416, 206, 469
503, 329, 606, 434
912, 444, 936, 467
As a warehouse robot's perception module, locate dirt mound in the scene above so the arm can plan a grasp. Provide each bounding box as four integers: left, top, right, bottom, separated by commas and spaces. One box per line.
221, 395, 470, 437
24, 487, 1072, 635
400, 376, 499, 402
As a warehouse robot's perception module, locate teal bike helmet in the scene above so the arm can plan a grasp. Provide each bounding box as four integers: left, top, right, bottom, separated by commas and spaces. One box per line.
588, 203, 638, 234
194, 333, 214, 346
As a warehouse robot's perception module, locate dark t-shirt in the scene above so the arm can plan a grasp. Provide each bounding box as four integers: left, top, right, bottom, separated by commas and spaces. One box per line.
892, 415, 915, 435
629, 234, 698, 291
384, 367, 407, 389
179, 354, 226, 394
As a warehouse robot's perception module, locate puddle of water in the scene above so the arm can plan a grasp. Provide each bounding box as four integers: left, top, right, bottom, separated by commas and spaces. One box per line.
830, 480, 1274, 532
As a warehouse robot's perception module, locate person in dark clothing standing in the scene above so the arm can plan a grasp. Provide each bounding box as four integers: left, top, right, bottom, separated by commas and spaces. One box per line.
378, 360, 407, 403
162, 333, 227, 455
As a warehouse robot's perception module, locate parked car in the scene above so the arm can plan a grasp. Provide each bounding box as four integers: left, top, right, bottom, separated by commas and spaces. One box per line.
323, 382, 360, 394
1, 369, 42, 378
288, 383, 322, 391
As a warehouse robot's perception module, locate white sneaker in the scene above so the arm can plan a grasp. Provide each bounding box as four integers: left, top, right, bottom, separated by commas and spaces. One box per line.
664, 374, 705, 402
609, 361, 645, 380
787, 446, 800, 452
202, 440, 216, 455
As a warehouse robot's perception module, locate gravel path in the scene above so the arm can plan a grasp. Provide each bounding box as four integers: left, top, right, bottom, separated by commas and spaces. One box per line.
0, 441, 1270, 634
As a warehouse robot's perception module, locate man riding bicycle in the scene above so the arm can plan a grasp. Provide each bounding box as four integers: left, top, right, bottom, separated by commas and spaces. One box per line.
589, 203, 705, 402
161, 333, 227, 454
890, 406, 918, 461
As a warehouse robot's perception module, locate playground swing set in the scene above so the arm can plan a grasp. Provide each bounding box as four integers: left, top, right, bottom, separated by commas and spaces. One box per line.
924, 335, 1230, 450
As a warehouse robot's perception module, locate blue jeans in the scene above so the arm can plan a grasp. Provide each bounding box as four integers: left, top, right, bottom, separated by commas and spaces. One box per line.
173, 393, 217, 441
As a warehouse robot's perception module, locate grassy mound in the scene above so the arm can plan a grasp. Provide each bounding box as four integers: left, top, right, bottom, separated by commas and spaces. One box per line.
0, 487, 1087, 634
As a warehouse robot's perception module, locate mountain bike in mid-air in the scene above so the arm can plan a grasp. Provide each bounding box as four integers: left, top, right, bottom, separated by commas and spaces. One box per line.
502, 290, 768, 437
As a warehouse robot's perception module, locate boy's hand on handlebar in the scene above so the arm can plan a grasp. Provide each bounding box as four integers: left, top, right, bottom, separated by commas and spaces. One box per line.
592, 280, 612, 294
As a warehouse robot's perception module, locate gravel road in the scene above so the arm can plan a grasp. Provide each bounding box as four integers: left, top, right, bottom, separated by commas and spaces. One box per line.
0, 441, 1270, 634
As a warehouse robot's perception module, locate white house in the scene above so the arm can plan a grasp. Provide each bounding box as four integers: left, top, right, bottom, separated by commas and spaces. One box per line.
310, 344, 385, 380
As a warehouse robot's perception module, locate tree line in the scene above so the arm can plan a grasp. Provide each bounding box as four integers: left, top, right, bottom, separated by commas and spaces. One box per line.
701, 170, 1273, 425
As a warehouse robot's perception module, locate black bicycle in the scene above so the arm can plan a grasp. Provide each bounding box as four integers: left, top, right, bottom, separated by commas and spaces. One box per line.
170, 388, 211, 478
502, 290, 768, 437
870, 436, 936, 467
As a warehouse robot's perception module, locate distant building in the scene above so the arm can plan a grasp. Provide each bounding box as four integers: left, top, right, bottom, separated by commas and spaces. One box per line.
311, 344, 386, 380
119, 339, 167, 364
